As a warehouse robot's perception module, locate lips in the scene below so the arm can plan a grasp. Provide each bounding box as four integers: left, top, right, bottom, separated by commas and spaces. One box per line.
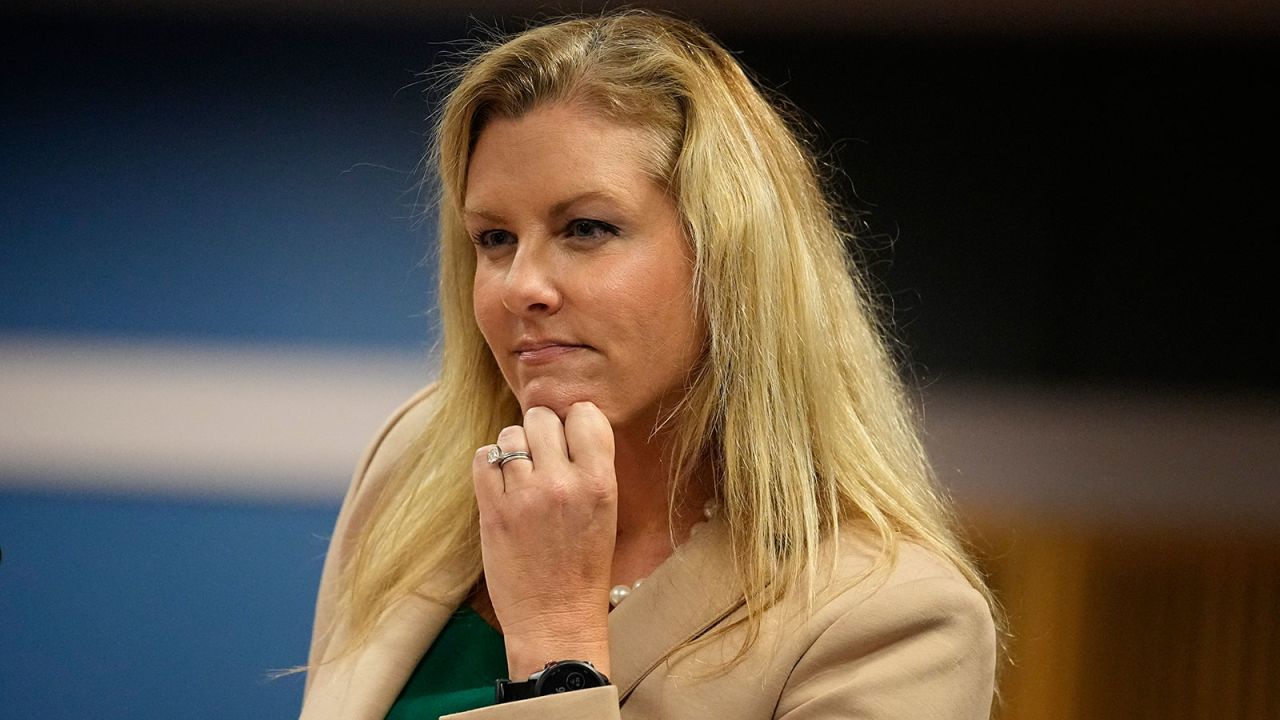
512, 339, 588, 364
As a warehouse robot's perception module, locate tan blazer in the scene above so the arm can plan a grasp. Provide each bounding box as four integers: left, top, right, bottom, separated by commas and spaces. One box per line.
300, 387, 997, 720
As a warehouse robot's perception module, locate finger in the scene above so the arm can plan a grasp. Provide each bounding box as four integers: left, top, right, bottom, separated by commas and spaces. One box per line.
494, 424, 535, 489
522, 406, 569, 471
472, 444, 505, 509
563, 401, 615, 473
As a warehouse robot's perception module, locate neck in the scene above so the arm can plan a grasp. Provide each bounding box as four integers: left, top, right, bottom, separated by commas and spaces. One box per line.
609, 420, 711, 546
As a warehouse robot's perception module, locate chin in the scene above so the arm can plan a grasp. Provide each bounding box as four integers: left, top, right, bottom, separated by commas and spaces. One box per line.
515, 381, 598, 419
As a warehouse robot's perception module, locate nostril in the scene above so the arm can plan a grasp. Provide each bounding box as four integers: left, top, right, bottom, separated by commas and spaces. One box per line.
500, 256, 562, 314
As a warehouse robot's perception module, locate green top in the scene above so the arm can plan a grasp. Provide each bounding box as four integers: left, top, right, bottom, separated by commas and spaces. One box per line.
385, 604, 508, 720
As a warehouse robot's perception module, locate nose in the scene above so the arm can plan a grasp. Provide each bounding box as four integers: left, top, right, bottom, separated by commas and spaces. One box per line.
501, 242, 563, 316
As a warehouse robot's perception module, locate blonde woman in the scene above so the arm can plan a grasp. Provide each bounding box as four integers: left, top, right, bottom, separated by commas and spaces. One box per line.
300, 11, 998, 720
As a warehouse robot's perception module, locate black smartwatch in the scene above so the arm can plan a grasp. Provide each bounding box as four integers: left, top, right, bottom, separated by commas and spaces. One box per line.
495, 660, 610, 703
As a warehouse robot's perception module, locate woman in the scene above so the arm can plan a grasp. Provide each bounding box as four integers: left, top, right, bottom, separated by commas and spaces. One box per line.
301, 11, 998, 720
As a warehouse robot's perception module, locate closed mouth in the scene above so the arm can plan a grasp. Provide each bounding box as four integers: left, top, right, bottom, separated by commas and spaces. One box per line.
513, 342, 588, 362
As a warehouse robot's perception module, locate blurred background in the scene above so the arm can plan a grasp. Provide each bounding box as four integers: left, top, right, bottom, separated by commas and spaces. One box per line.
2, 1, 1277, 718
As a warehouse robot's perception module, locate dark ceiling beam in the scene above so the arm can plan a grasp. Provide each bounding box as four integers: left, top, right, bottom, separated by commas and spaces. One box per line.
11, 0, 1280, 37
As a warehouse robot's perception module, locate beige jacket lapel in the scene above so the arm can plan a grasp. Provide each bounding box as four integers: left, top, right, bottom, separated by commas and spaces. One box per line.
608, 517, 745, 703
301, 558, 471, 720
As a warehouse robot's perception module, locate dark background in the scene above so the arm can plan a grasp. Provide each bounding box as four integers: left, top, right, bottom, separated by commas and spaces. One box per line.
6, 7, 1276, 393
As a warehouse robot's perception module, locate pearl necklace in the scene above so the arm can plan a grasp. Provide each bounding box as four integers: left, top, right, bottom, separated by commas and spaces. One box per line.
609, 499, 719, 607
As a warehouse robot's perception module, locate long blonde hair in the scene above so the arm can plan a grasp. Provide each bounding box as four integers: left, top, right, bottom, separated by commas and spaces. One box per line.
330, 10, 998, 667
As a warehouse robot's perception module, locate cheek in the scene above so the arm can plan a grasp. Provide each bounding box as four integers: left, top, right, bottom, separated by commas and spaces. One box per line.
663, 281, 705, 365
472, 273, 503, 343
626, 262, 701, 356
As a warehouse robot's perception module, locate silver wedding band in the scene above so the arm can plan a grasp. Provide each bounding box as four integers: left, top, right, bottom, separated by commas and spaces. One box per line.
487, 446, 533, 468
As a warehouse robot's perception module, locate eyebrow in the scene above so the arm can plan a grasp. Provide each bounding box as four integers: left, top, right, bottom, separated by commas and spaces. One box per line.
463, 206, 507, 223
550, 190, 623, 217
464, 190, 625, 223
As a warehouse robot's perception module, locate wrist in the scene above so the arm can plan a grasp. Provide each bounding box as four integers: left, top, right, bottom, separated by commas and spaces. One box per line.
504, 633, 611, 679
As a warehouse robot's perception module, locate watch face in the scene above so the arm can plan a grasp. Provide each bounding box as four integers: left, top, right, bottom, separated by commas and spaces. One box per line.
538, 661, 603, 694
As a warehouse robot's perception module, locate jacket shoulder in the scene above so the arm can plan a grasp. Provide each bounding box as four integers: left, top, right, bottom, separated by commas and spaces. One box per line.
348, 383, 441, 500
305, 384, 440, 677
777, 533, 997, 719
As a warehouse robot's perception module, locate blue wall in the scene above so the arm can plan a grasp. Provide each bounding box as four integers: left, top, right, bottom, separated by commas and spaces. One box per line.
2, 16, 448, 719
0, 490, 335, 719
1, 16, 440, 348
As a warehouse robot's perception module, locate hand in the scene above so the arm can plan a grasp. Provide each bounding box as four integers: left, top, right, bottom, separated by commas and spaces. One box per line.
472, 402, 618, 679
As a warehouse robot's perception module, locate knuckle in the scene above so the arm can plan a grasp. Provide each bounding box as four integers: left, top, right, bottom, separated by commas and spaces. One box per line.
568, 401, 597, 416
525, 405, 556, 421
540, 480, 574, 506
583, 474, 615, 503
497, 425, 524, 442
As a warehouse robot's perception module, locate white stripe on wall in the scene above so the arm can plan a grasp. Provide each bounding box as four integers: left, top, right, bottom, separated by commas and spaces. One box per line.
1, 334, 430, 500
2, 334, 1277, 529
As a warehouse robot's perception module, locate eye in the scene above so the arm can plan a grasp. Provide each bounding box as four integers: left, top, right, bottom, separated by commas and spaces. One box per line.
566, 219, 619, 241
471, 228, 515, 249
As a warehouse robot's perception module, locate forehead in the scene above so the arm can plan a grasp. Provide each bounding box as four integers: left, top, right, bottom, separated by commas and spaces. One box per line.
463, 103, 660, 212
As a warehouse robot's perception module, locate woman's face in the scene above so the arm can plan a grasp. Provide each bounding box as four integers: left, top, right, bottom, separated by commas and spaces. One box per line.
465, 102, 704, 433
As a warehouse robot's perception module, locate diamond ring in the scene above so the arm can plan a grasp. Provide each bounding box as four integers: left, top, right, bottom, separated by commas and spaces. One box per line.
486, 446, 533, 467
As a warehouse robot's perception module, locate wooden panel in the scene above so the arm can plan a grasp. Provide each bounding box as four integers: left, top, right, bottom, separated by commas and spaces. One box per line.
965, 516, 1280, 720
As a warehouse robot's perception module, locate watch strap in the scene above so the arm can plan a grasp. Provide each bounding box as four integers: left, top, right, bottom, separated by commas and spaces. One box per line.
494, 677, 537, 703
495, 660, 609, 704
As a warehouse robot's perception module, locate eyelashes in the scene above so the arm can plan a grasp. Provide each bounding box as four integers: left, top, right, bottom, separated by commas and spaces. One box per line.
470, 219, 620, 249
565, 218, 619, 240
471, 228, 515, 249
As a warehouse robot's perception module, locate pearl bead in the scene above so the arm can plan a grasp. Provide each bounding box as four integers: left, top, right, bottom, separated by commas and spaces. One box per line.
607, 503, 717, 609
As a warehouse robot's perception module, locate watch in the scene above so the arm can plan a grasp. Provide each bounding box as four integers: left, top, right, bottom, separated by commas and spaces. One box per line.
495, 660, 610, 703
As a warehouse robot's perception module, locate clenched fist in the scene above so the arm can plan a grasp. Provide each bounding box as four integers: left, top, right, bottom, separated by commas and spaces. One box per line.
472, 401, 618, 678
